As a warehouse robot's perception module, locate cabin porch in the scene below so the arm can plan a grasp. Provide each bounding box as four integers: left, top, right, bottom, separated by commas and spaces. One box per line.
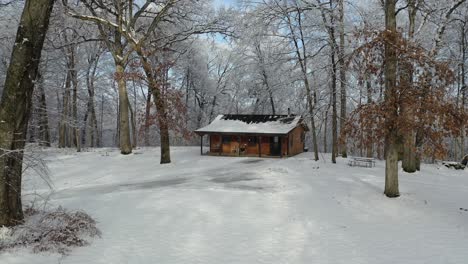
199, 134, 289, 158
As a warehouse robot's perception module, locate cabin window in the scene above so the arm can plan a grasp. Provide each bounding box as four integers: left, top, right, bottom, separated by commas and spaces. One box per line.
248, 136, 257, 145
273, 136, 279, 143
222, 136, 231, 143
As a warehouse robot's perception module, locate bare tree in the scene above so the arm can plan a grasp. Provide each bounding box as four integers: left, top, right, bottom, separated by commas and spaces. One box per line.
0, 0, 54, 226
338, 0, 347, 158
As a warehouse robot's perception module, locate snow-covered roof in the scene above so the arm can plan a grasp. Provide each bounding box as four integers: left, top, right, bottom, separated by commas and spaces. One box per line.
195, 114, 307, 135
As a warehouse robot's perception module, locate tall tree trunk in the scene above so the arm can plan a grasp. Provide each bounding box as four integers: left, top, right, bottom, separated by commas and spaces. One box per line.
132, 81, 138, 148
331, 36, 338, 163
255, 43, 276, 115
414, 0, 466, 169
37, 71, 51, 147
401, 0, 418, 173
137, 51, 171, 164
85, 50, 100, 147
0, 0, 54, 226
144, 87, 152, 146
323, 97, 331, 153
99, 94, 104, 147
115, 62, 132, 154
286, 5, 319, 161
366, 78, 373, 158
128, 98, 137, 149
319, 0, 338, 162
70, 47, 78, 148
383, 0, 400, 198
331, 54, 338, 163
338, 0, 348, 158
460, 19, 466, 159
59, 71, 71, 148
209, 95, 218, 122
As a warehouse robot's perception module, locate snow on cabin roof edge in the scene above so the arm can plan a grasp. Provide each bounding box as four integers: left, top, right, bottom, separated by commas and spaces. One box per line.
194, 114, 306, 135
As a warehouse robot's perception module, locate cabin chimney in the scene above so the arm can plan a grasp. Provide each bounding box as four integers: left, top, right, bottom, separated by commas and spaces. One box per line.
287, 108, 291, 116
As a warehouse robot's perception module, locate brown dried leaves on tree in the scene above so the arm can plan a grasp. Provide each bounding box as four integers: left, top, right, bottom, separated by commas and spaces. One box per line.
124, 59, 192, 142
344, 29, 467, 160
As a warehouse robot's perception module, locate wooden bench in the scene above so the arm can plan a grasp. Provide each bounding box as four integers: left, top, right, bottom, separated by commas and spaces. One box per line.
348, 157, 376, 168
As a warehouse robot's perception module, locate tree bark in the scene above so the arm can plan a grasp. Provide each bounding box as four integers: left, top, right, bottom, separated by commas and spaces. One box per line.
331, 25, 338, 164
70, 47, 78, 148
59, 69, 71, 148
128, 98, 137, 149
37, 71, 51, 147
319, 0, 338, 162
137, 51, 171, 164
401, 0, 418, 173
286, 5, 319, 161
116, 62, 132, 154
255, 43, 276, 115
460, 19, 466, 159
323, 97, 331, 153
85, 49, 100, 147
0, 0, 54, 226
383, 0, 400, 198
144, 87, 152, 146
338, 0, 348, 158
366, 78, 373, 158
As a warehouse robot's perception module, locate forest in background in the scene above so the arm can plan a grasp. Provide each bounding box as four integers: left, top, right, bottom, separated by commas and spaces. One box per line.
0, 0, 467, 226
0, 0, 466, 163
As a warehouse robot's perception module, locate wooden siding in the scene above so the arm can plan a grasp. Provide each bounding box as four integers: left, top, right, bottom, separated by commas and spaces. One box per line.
282, 136, 288, 156
288, 126, 305, 156
260, 136, 271, 156
210, 135, 221, 154
206, 128, 305, 157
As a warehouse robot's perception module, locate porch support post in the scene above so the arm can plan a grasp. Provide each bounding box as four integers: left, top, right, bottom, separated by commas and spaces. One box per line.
238, 135, 241, 156
219, 134, 222, 156
258, 136, 261, 157
280, 136, 283, 158
200, 135, 203, 155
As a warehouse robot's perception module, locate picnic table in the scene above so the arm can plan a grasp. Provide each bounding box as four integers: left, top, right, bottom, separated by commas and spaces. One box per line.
348, 157, 376, 168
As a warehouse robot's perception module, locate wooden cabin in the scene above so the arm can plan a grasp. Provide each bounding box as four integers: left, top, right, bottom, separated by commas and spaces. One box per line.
194, 114, 309, 158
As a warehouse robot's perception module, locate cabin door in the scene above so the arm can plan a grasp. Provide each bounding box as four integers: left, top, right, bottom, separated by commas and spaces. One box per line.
270, 136, 281, 156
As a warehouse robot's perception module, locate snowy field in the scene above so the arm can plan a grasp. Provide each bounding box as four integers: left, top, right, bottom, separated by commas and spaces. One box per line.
1, 147, 468, 264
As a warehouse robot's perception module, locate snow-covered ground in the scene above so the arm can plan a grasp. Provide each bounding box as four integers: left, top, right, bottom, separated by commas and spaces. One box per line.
1, 147, 468, 264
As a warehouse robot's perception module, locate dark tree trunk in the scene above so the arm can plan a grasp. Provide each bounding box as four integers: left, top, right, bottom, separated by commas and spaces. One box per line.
144, 87, 152, 146
85, 50, 100, 147
0, 0, 54, 226
137, 51, 171, 164
338, 0, 348, 158
128, 98, 137, 149
255, 43, 276, 115
401, 0, 417, 173
70, 48, 78, 148
323, 97, 331, 153
37, 71, 51, 147
115, 61, 132, 155
460, 19, 466, 159
331, 34, 338, 164
286, 6, 319, 161
384, 0, 400, 198
366, 78, 373, 158
59, 70, 71, 148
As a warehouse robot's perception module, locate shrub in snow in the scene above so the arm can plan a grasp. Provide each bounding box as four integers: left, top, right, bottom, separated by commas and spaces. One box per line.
0, 206, 101, 254
0, 226, 13, 248
442, 161, 466, 170
462, 155, 468, 166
